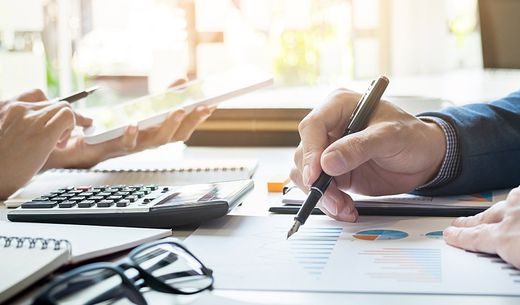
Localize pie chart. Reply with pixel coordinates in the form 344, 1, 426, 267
353, 229, 408, 241
425, 230, 443, 239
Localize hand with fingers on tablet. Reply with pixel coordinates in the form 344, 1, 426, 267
42, 79, 215, 169
0, 81, 215, 199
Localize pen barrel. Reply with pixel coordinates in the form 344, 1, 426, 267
312, 171, 333, 190
295, 189, 323, 225
295, 172, 332, 225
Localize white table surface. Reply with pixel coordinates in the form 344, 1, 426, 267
3, 146, 520, 304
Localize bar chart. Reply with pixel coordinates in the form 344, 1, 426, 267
288, 227, 343, 278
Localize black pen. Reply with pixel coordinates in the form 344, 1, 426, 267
287, 76, 389, 239
52, 86, 99, 104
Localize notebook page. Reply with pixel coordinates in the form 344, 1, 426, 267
0, 221, 171, 263
0, 239, 69, 303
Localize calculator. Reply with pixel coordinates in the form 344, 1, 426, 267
7, 180, 254, 228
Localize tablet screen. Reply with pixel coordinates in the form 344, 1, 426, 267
81, 66, 272, 133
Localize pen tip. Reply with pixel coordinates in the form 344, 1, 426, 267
286, 220, 301, 240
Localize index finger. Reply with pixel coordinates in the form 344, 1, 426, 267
443, 224, 498, 254
297, 89, 359, 186
13, 88, 48, 103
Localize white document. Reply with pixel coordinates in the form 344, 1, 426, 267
282, 187, 510, 209
185, 215, 520, 296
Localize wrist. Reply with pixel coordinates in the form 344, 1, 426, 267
417, 116, 460, 189
422, 120, 447, 181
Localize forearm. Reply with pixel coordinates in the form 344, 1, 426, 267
415, 90, 520, 196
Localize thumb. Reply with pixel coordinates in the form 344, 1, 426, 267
320, 125, 400, 176
74, 111, 93, 127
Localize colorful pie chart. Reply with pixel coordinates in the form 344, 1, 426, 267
425, 230, 444, 239
353, 229, 408, 241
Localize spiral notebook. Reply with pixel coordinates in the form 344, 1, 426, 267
0, 221, 171, 303
5, 159, 258, 208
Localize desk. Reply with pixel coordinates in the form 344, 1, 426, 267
3, 146, 520, 305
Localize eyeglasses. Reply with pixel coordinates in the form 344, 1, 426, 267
33, 239, 213, 305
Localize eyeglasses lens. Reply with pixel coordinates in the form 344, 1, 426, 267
132, 243, 212, 294
47, 268, 142, 305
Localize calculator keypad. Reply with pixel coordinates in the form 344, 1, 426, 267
20, 185, 160, 209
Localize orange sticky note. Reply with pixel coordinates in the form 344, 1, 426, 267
267, 176, 290, 193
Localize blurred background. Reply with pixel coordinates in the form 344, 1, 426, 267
0, 0, 485, 101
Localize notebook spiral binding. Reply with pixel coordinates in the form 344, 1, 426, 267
0, 236, 71, 252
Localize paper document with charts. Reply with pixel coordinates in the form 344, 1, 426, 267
185, 215, 520, 296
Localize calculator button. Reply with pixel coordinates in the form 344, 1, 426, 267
52, 197, 67, 202
76, 186, 92, 191
70, 190, 84, 195
134, 192, 145, 198
81, 192, 94, 197
70, 196, 86, 202
21, 201, 57, 209
89, 196, 104, 202
59, 201, 76, 208
147, 185, 159, 191
126, 196, 137, 203
116, 200, 130, 207
143, 197, 157, 204
97, 192, 111, 197
108, 195, 123, 201
115, 191, 130, 196
78, 200, 96, 208
161, 187, 170, 193
97, 200, 114, 207
33, 196, 51, 201
50, 190, 66, 196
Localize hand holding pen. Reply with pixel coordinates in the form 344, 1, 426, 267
289, 77, 449, 232
287, 76, 389, 238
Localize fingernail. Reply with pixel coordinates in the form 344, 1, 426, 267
303, 165, 311, 187
322, 196, 338, 216
129, 125, 138, 134
443, 226, 456, 237
176, 109, 187, 118
322, 150, 348, 173
452, 217, 465, 226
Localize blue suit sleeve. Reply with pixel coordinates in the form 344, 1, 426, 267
414, 89, 520, 196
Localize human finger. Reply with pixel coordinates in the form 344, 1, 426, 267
443, 224, 499, 254
73, 111, 93, 127
317, 180, 358, 222
44, 107, 76, 143
451, 202, 507, 228
320, 122, 404, 176
13, 88, 48, 102
297, 114, 329, 187
34, 101, 74, 123
289, 166, 308, 194
84, 125, 139, 164
168, 78, 187, 89
56, 129, 73, 148
298, 90, 363, 186
171, 106, 212, 142
150, 110, 187, 145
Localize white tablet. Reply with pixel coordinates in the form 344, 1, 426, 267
81, 66, 273, 144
